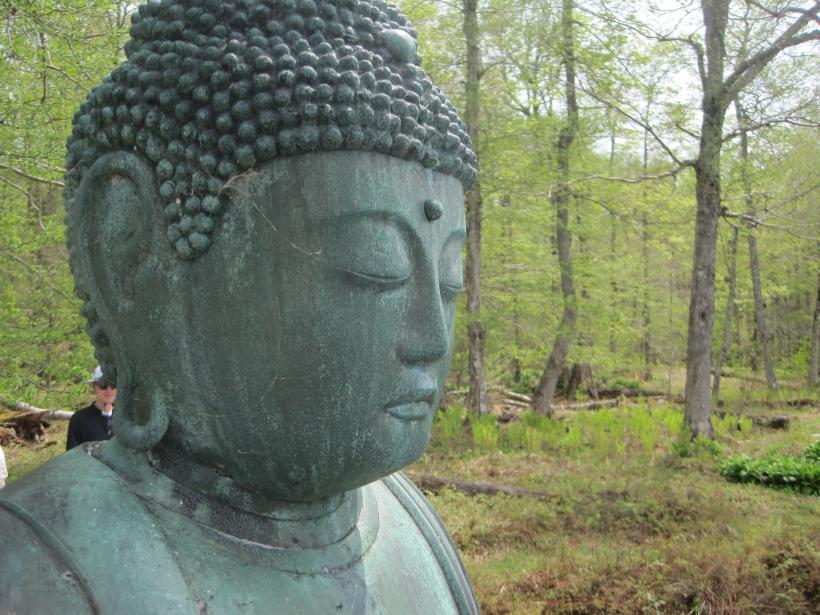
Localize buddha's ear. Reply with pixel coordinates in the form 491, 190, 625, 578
71, 151, 167, 319
71, 152, 172, 451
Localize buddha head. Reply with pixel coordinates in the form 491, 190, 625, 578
64, 0, 475, 502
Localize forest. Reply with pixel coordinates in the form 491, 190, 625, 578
0, 0, 818, 613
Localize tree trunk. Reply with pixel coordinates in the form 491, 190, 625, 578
747, 231, 778, 391
810, 275, 819, 387
533, 0, 578, 417
735, 100, 777, 392
685, 150, 721, 439
462, 0, 490, 415
608, 122, 618, 355
713, 224, 739, 400
683, 0, 730, 440
640, 108, 652, 379
564, 363, 591, 401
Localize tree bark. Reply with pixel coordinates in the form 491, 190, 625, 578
533, 0, 578, 417
747, 231, 778, 390
713, 224, 739, 400
811, 275, 819, 387
683, 0, 729, 439
685, 129, 723, 438
640, 104, 652, 379
607, 122, 619, 355
462, 0, 490, 415
735, 101, 778, 392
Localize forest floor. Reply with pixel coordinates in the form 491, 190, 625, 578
413, 374, 819, 614
1, 373, 818, 614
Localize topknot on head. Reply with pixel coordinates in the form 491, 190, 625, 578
65, 0, 476, 260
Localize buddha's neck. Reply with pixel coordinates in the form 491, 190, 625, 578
95, 439, 362, 550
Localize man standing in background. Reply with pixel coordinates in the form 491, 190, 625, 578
66, 366, 115, 450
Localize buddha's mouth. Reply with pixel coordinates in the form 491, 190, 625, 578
385, 401, 432, 421
384, 388, 436, 421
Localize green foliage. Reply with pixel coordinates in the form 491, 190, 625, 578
0, 0, 131, 408
435, 404, 703, 461
436, 406, 466, 448
670, 433, 724, 459
505, 368, 542, 395
713, 412, 753, 437
471, 414, 502, 452
720, 445, 820, 495
601, 375, 641, 391
803, 441, 820, 463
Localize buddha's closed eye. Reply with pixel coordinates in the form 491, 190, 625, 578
322, 216, 412, 290
438, 235, 465, 300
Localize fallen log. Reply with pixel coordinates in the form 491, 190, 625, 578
596, 388, 666, 399
1, 400, 73, 420
503, 390, 533, 404
785, 399, 816, 407
749, 415, 791, 429
554, 398, 620, 411
716, 399, 816, 410
756, 399, 816, 408
714, 411, 793, 430
500, 398, 530, 409
405, 472, 557, 501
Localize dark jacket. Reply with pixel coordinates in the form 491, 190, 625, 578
66, 403, 113, 450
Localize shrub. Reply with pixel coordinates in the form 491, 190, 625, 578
507, 368, 542, 395
720, 448, 820, 495
803, 440, 820, 463
603, 375, 641, 391
671, 433, 723, 459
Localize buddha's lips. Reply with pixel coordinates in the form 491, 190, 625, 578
384, 389, 436, 421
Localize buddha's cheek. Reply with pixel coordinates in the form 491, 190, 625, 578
276, 276, 432, 474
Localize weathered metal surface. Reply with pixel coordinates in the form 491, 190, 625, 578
0, 0, 479, 612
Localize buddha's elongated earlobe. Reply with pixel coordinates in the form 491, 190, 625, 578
113, 364, 169, 451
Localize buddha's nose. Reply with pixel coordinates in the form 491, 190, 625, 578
397, 275, 449, 365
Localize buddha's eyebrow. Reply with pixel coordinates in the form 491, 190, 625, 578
249, 199, 322, 256
319, 210, 412, 234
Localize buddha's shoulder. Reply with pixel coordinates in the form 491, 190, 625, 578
376, 472, 479, 614
0, 448, 103, 613
0, 445, 196, 614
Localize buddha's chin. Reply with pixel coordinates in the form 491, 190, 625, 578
220, 428, 432, 503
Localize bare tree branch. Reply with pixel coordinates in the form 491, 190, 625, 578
2, 250, 75, 301
746, 0, 820, 23
723, 2, 820, 102
0, 163, 64, 187
564, 164, 694, 188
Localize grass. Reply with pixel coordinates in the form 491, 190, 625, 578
1, 413, 67, 482
415, 381, 819, 614
2, 376, 819, 614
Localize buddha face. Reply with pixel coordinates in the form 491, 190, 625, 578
152, 151, 465, 501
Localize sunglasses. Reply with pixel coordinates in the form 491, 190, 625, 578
96, 383, 116, 390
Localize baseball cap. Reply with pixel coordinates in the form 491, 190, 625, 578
86, 365, 105, 384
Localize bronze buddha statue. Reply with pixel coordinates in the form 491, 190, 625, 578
0, 0, 478, 612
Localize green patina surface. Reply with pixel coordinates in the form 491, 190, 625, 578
0, 0, 479, 612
